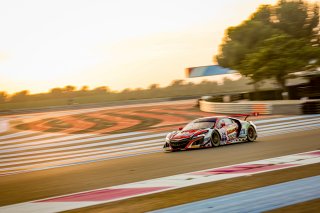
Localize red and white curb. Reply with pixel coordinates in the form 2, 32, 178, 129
1, 150, 319, 213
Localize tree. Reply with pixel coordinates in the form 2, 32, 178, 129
50, 87, 63, 94
0, 91, 7, 103
81, 86, 89, 92
63, 85, 76, 93
93, 86, 109, 94
250, 5, 272, 24
241, 34, 320, 90
274, 0, 319, 39
10, 90, 29, 102
216, 19, 280, 70
148, 84, 160, 90
215, 0, 320, 91
169, 80, 185, 87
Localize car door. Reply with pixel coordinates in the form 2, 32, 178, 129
224, 118, 238, 142
216, 118, 228, 144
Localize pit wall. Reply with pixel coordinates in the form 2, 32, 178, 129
199, 100, 308, 115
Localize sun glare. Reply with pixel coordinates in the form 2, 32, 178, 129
0, 0, 278, 94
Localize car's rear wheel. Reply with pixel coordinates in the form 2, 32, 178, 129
247, 126, 257, 142
211, 131, 221, 147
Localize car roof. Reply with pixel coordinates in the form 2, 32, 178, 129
193, 116, 240, 122
194, 116, 221, 122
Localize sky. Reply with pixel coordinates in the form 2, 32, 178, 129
0, 0, 283, 94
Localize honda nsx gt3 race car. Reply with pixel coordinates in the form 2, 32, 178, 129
163, 115, 257, 152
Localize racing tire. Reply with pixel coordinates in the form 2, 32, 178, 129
247, 125, 257, 142
211, 131, 221, 147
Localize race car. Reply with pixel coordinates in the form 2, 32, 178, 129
163, 115, 257, 152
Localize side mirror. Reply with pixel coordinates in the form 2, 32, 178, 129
221, 123, 225, 127
178, 127, 183, 131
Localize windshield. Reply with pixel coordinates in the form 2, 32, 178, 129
182, 121, 214, 131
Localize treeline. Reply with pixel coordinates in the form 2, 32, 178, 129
216, 0, 320, 91
0, 77, 268, 105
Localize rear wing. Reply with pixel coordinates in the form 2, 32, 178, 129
232, 112, 259, 121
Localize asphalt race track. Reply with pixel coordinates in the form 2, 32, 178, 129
0, 100, 319, 212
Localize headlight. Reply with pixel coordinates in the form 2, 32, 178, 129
193, 134, 211, 143
163, 142, 170, 148
165, 134, 171, 142
193, 134, 206, 138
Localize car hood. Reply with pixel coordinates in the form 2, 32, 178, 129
169, 129, 208, 140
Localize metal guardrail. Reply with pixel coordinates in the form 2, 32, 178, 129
199, 101, 272, 115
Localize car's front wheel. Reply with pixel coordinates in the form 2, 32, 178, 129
211, 131, 221, 147
247, 125, 257, 142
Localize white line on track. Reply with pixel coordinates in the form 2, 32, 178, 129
0, 146, 162, 173
0, 131, 150, 150
1, 149, 162, 176
0, 132, 72, 145
253, 117, 320, 128
0, 140, 164, 167
258, 119, 320, 131
0, 115, 319, 176
0, 131, 145, 147
0, 131, 36, 140
260, 124, 320, 137
1, 121, 319, 164
0, 114, 315, 145
253, 114, 320, 124
0, 114, 314, 143
0, 132, 165, 153
257, 117, 320, 129
4, 121, 317, 167
1, 116, 319, 154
